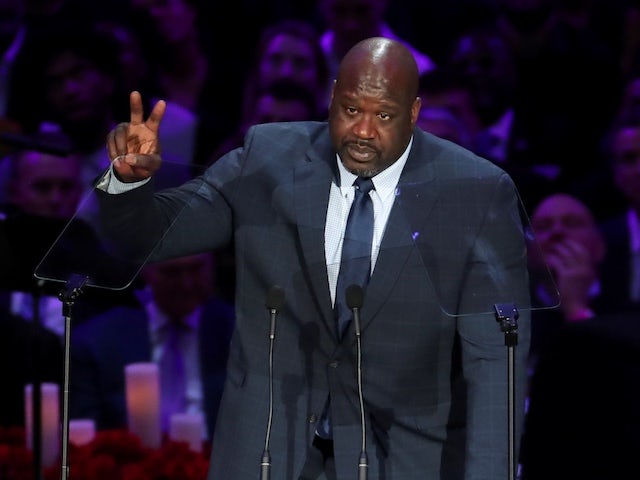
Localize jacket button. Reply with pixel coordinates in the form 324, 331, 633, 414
308, 414, 317, 423
329, 360, 339, 368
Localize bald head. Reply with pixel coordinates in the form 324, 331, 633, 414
329, 37, 421, 177
337, 37, 419, 103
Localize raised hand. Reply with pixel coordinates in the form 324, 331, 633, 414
106, 91, 166, 182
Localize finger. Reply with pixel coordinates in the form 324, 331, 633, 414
130, 90, 144, 125
114, 123, 129, 156
121, 152, 162, 176
145, 99, 166, 134
106, 129, 117, 160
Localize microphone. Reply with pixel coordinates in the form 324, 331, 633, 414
261, 285, 285, 480
346, 284, 368, 480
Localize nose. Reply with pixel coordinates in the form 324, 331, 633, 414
352, 114, 375, 139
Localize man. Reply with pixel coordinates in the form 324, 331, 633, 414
598, 112, 640, 314
69, 252, 234, 440
97, 37, 530, 479
526, 193, 606, 369
0, 149, 83, 339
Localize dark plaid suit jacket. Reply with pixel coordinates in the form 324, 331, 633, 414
97, 122, 531, 480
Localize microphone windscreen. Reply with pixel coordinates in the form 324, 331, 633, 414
346, 284, 364, 309
266, 285, 285, 310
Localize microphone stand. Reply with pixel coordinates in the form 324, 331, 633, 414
261, 286, 285, 480
493, 303, 519, 480
57, 274, 88, 480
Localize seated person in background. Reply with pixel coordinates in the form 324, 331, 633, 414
0, 146, 137, 338
0, 148, 83, 340
209, 78, 321, 162
197, 18, 329, 169
241, 18, 330, 123
598, 110, 640, 313
527, 192, 606, 369
69, 252, 235, 441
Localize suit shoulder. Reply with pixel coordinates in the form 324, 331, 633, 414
250, 121, 327, 138
414, 128, 509, 178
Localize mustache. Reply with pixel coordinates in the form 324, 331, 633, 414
345, 139, 377, 150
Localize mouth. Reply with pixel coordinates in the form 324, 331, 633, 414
346, 143, 377, 162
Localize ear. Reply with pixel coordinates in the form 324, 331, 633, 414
411, 96, 422, 126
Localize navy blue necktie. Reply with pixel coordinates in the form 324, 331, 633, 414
335, 177, 375, 338
316, 177, 374, 439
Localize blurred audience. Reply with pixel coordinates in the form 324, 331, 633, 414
209, 79, 322, 162
70, 252, 234, 440
495, 0, 623, 189
598, 110, 640, 314
446, 25, 518, 166
527, 192, 606, 369
6, 25, 127, 196
0, 0, 26, 157
197, 18, 330, 169
241, 18, 330, 123
317, 0, 437, 80
127, 0, 209, 114
0, 149, 83, 340
92, 18, 201, 168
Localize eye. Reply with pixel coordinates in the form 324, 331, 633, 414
346, 106, 358, 115
379, 112, 390, 120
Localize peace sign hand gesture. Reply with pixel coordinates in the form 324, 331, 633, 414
106, 91, 166, 182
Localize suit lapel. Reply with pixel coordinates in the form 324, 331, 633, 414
294, 136, 336, 335
293, 130, 442, 336
361, 132, 440, 331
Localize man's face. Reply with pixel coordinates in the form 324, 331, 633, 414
259, 33, 320, 89
44, 51, 114, 126
328, 61, 419, 177
9, 151, 82, 219
321, 0, 386, 44
529, 194, 604, 270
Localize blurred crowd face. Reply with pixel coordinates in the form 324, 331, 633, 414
8, 151, 82, 219
320, 0, 387, 48
142, 253, 214, 321
528, 193, 605, 272
43, 50, 114, 128
259, 33, 320, 91
612, 125, 640, 209
449, 30, 516, 124
131, 0, 197, 45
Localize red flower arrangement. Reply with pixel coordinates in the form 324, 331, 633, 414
0, 427, 211, 480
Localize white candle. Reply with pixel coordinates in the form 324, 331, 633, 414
68, 419, 96, 446
25, 382, 60, 468
169, 413, 204, 452
125, 362, 161, 448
